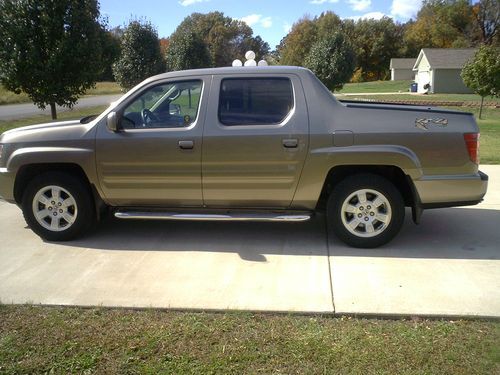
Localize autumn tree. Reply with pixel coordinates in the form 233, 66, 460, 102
170, 12, 269, 68
113, 20, 165, 89
0, 0, 104, 119
472, 0, 500, 45
461, 45, 500, 118
404, 0, 476, 49
352, 17, 403, 80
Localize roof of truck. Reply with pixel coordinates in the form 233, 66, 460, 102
147, 66, 311, 81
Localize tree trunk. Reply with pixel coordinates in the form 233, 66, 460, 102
50, 102, 57, 120
479, 96, 484, 120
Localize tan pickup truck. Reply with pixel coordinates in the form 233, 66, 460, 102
0, 66, 488, 247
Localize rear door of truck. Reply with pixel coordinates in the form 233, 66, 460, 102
201, 73, 309, 208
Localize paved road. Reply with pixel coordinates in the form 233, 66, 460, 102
0, 165, 498, 317
0, 94, 122, 121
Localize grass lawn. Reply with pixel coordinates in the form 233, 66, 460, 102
335, 91, 500, 105
0, 82, 122, 106
337, 80, 413, 93
0, 305, 498, 374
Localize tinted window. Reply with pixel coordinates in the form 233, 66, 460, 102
122, 80, 202, 129
218, 78, 293, 126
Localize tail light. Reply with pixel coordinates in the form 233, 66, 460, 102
464, 133, 480, 164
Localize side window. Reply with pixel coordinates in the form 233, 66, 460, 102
122, 80, 202, 129
218, 78, 294, 126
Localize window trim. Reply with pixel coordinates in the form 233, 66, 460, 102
217, 77, 295, 127
118, 79, 204, 132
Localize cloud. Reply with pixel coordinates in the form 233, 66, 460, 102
178, 0, 208, 6
283, 22, 292, 34
347, 0, 371, 11
390, 0, 422, 19
348, 11, 386, 21
240, 14, 273, 28
309, 0, 339, 4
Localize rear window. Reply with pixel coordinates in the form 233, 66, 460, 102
218, 78, 294, 126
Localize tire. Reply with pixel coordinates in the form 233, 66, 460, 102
327, 173, 405, 248
21, 172, 95, 241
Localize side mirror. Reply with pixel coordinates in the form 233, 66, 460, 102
107, 112, 119, 132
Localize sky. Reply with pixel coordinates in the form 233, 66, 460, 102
100, 0, 423, 48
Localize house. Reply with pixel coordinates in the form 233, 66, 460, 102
413, 48, 477, 94
390, 58, 416, 81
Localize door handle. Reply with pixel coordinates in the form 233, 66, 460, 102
282, 138, 298, 148
178, 140, 194, 150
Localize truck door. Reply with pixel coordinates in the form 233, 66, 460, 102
201, 74, 309, 208
95, 76, 210, 206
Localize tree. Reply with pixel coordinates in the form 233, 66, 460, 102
98, 27, 122, 81
277, 17, 318, 66
304, 31, 356, 91
170, 12, 269, 68
351, 17, 403, 81
0, 0, 104, 119
461, 45, 500, 118
113, 20, 165, 90
473, 0, 500, 45
166, 31, 211, 71
404, 0, 476, 49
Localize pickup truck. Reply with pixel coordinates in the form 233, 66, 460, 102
0, 66, 488, 248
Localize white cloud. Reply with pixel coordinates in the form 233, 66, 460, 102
348, 11, 386, 21
261, 17, 273, 28
390, 0, 422, 19
178, 0, 208, 6
347, 0, 371, 11
240, 14, 273, 28
309, 0, 339, 4
283, 22, 292, 34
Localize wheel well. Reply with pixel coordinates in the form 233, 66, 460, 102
14, 163, 93, 205
316, 165, 415, 211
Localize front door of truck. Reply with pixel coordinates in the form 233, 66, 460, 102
95, 77, 209, 207
202, 74, 309, 208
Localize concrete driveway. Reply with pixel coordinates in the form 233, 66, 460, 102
0, 165, 499, 318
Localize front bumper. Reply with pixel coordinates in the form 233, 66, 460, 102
414, 170, 488, 207
0, 168, 16, 203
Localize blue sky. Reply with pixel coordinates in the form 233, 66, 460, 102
100, 0, 423, 48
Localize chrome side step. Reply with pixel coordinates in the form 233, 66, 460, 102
114, 210, 311, 222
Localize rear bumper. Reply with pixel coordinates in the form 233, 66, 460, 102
414, 170, 488, 207
0, 168, 16, 203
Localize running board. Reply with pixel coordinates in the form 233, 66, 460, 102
114, 210, 311, 222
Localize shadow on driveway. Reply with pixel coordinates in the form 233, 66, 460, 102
57, 207, 499, 261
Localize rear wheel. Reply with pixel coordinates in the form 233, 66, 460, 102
327, 174, 405, 248
22, 172, 95, 241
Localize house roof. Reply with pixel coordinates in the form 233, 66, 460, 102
413, 48, 477, 70
390, 58, 417, 70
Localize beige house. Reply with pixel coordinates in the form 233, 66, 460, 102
413, 48, 477, 94
390, 58, 416, 81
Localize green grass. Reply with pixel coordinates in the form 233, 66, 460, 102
338, 80, 413, 93
0, 305, 498, 374
0, 82, 122, 105
335, 92, 500, 104
0, 105, 107, 134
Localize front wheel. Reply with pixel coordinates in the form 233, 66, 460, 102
22, 172, 95, 241
327, 174, 405, 248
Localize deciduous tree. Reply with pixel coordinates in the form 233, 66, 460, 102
113, 20, 165, 90
0, 0, 104, 119
461, 45, 500, 118
304, 31, 356, 91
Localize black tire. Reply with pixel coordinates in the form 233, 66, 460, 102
21, 172, 95, 241
327, 173, 405, 248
